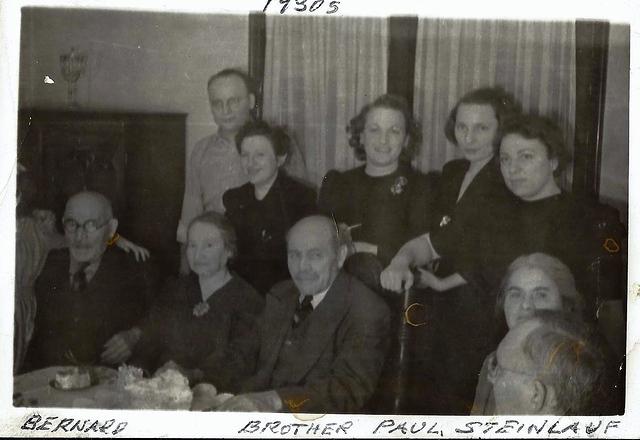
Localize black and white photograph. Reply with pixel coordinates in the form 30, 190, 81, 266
1, 0, 638, 437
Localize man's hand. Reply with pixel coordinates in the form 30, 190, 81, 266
380, 260, 414, 293
217, 391, 282, 412
116, 236, 150, 262
100, 327, 141, 364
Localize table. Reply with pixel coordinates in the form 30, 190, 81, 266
13, 366, 230, 410
14, 366, 121, 409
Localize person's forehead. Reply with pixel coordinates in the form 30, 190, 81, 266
500, 133, 546, 153
288, 222, 334, 250
208, 75, 249, 98
64, 195, 104, 220
365, 107, 405, 125
456, 103, 497, 122
241, 135, 274, 152
507, 266, 556, 289
188, 221, 222, 240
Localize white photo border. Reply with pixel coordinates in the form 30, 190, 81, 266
1, 0, 638, 437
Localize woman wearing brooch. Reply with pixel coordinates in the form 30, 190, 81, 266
381, 87, 522, 414
318, 94, 437, 291
130, 211, 263, 393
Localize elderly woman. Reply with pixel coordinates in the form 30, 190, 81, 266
380, 87, 522, 413
471, 253, 584, 415
130, 211, 263, 393
223, 120, 317, 295
319, 94, 437, 289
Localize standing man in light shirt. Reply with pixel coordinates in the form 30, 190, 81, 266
177, 68, 255, 274
218, 215, 390, 413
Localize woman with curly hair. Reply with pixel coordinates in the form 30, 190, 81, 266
319, 94, 437, 291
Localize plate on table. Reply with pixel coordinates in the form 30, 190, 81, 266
49, 368, 100, 391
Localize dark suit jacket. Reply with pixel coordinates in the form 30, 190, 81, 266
25, 248, 158, 371
242, 272, 390, 413
223, 172, 317, 294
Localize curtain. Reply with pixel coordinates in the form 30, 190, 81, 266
413, 19, 576, 186
262, 16, 389, 187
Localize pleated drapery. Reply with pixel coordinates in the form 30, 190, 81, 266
413, 19, 576, 186
262, 16, 389, 186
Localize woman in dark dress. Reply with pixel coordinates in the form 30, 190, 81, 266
380, 87, 522, 414
317, 94, 436, 413
318, 94, 436, 290
223, 120, 317, 295
130, 212, 264, 393
498, 114, 625, 320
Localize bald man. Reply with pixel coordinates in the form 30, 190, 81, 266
490, 311, 608, 415
24, 191, 157, 372
219, 215, 390, 413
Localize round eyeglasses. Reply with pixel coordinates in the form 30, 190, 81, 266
62, 217, 110, 234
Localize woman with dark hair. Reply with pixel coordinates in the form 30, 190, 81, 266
382, 86, 522, 293
130, 211, 264, 392
318, 94, 436, 289
471, 253, 585, 415
383, 110, 624, 413
380, 87, 522, 414
498, 114, 625, 318
223, 120, 317, 295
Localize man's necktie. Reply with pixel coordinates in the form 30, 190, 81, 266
293, 295, 314, 328
71, 263, 89, 291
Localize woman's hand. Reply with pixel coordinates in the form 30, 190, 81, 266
415, 268, 445, 291
415, 269, 467, 292
32, 209, 56, 234
116, 236, 150, 262
353, 241, 378, 255
32, 209, 66, 249
101, 327, 141, 364
380, 259, 414, 293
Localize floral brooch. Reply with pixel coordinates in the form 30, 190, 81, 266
390, 176, 408, 195
193, 301, 210, 317
439, 215, 451, 227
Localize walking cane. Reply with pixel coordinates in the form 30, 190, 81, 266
391, 285, 414, 413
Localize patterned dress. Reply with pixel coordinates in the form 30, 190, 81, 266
14, 217, 50, 374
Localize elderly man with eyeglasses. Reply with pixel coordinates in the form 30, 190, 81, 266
488, 310, 611, 415
23, 191, 158, 372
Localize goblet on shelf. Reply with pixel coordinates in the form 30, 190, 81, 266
60, 47, 87, 108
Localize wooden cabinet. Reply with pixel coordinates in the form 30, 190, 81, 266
18, 109, 186, 274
